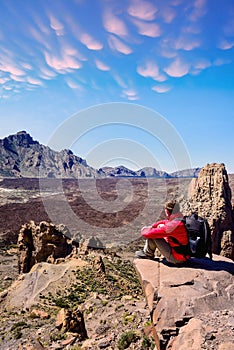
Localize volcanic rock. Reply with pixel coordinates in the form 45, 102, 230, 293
181, 163, 234, 260
17, 221, 76, 273
134, 255, 234, 349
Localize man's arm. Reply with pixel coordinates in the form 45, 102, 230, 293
141, 224, 167, 239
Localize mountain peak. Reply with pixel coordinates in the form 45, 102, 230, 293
4, 131, 39, 148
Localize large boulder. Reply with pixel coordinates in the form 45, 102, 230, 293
134, 256, 234, 350
17, 221, 76, 273
181, 163, 234, 260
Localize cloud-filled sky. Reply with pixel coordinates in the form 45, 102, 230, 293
0, 0, 234, 173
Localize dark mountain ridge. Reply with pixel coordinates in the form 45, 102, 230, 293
0, 131, 200, 178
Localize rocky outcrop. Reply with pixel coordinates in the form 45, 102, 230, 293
56, 307, 87, 339
181, 163, 234, 260
134, 255, 234, 350
17, 221, 77, 273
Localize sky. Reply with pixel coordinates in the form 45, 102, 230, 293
0, 0, 234, 173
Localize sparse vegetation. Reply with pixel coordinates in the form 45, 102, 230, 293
47, 256, 142, 309
117, 330, 140, 349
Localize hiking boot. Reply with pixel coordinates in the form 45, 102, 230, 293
135, 250, 155, 260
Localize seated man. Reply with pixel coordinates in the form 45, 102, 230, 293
135, 200, 190, 265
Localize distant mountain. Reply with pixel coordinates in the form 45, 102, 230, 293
0, 131, 103, 178
136, 167, 172, 178
0, 131, 200, 179
100, 166, 140, 177
170, 168, 201, 178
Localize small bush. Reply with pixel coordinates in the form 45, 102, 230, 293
117, 330, 139, 350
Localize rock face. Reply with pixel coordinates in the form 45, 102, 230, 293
17, 221, 76, 273
134, 256, 234, 350
181, 163, 234, 260
0, 131, 102, 178
56, 307, 87, 339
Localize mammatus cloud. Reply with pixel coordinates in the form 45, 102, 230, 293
160, 6, 176, 23
152, 84, 172, 93
137, 61, 166, 81
39, 66, 57, 80
218, 38, 234, 50
0, 61, 25, 76
188, 0, 207, 22
49, 13, 64, 36
27, 77, 43, 86
95, 59, 110, 71
108, 35, 132, 55
128, 0, 158, 21
190, 58, 211, 75
66, 78, 83, 90
80, 33, 103, 50
174, 35, 201, 50
131, 19, 162, 37
0, 77, 9, 84
44, 51, 82, 72
121, 88, 139, 100
10, 75, 26, 82
164, 57, 190, 77
103, 10, 128, 37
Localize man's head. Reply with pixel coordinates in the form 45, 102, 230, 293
165, 200, 180, 217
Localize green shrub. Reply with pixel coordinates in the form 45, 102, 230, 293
117, 330, 139, 350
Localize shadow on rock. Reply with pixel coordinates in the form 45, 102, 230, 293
162, 257, 234, 274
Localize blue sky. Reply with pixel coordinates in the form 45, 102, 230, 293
0, 0, 234, 173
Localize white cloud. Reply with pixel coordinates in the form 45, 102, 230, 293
49, 14, 64, 36
152, 84, 172, 93
80, 33, 103, 50
66, 78, 83, 90
103, 10, 128, 37
21, 62, 33, 70
108, 35, 132, 55
128, 0, 158, 21
39, 66, 57, 79
27, 77, 43, 86
218, 39, 234, 50
164, 58, 190, 77
122, 88, 139, 100
10, 74, 26, 82
95, 59, 110, 71
193, 59, 211, 70
0, 77, 9, 84
131, 19, 162, 37
44, 51, 82, 72
137, 61, 164, 81
161, 7, 177, 23
188, 0, 207, 22
174, 36, 201, 50
0, 62, 25, 76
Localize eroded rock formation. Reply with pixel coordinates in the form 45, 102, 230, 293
56, 307, 87, 339
17, 221, 76, 273
181, 163, 234, 260
134, 256, 234, 350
